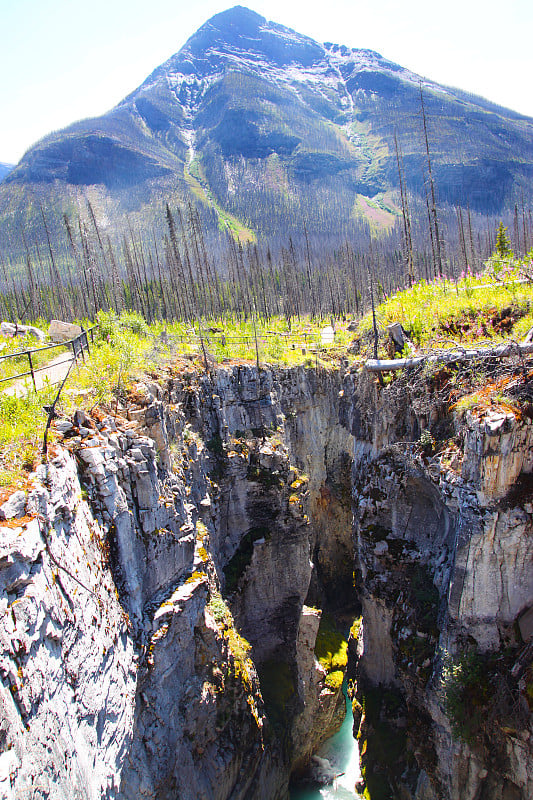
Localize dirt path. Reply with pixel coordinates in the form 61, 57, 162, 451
3, 352, 75, 397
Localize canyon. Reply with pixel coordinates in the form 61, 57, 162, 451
1, 360, 532, 799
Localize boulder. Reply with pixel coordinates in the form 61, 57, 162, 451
518, 606, 533, 642
0, 322, 45, 341
49, 320, 82, 343
0, 490, 27, 521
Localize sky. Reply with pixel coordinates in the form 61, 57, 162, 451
1, 0, 531, 165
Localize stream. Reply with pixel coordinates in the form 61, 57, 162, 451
290, 684, 363, 800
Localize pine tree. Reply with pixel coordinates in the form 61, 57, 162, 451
495, 221, 513, 258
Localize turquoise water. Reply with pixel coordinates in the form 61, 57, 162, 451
290, 686, 363, 800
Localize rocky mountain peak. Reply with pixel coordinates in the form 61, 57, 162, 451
2, 5, 532, 239
184, 5, 324, 67
133, 4, 326, 94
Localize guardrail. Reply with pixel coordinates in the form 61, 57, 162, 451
0, 326, 98, 392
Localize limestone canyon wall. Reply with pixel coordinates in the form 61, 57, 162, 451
0, 363, 531, 799
0, 365, 353, 799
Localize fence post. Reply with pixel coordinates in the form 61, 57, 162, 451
80, 332, 87, 364
42, 358, 76, 457
27, 351, 37, 393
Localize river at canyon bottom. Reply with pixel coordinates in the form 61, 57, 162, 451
290, 684, 363, 800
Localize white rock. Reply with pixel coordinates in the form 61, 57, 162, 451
0, 321, 45, 340
79, 447, 105, 467
321, 325, 335, 345
48, 319, 82, 343
0, 490, 26, 520
0, 748, 20, 790
55, 419, 73, 434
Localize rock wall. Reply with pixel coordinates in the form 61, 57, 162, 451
347, 371, 533, 800
0, 449, 136, 799
0, 364, 354, 799
2, 361, 531, 800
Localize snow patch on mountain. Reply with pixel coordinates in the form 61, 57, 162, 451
325, 43, 449, 95
130, 13, 451, 127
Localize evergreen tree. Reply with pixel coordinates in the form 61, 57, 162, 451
495, 221, 513, 258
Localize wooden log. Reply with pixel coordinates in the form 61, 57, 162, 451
364, 340, 533, 373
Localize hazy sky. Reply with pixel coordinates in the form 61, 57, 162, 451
1, 0, 531, 164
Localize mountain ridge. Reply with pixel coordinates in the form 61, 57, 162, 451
0, 162, 14, 182
2, 5, 532, 244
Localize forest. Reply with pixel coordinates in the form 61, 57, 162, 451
0, 185, 531, 329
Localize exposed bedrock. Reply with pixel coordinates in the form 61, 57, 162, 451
0, 365, 355, 799
0, 364, 531, 799
347, 372, 533, 800
0, 450, 136, 800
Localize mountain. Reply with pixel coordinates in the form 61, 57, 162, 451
1, 5, 532, 245
0, 162, 14, 182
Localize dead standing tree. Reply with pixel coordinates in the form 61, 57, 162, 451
419, 84, 444, 278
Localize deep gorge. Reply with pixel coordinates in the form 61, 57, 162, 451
1, 362, 532, 799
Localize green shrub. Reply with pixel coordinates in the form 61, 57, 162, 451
315, 613, 348, 681
325, 670, 344, 691
419, 428, 436, 455
208, 596, 228, 624
207, 592, 252, 685
350, 616, 362, 642
97, 309, 149, 339
440, 650, 492, 742
0, 388, 56, 484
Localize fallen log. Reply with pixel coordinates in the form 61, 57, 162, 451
364, 340, 533, 373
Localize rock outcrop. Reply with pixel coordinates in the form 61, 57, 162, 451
347, 370, 533, 800
0, 449, 136, 799
1, 361, 531, 799
0, 364, 354, 799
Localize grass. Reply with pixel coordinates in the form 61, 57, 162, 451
0, 309, 353, 487
161, 313, 353, 366
359, 253, 533, 352
0, 387, 57, 486
314, 613, 348, 688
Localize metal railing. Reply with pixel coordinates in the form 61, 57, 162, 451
0, 326, 98, 392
